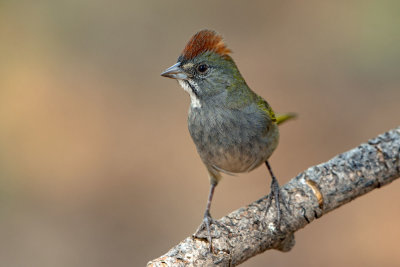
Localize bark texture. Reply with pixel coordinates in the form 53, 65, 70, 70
148, 127, 400, 266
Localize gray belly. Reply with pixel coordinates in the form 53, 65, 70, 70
188, 105, 279, 174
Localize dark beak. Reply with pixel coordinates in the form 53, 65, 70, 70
161, 62, 188, 80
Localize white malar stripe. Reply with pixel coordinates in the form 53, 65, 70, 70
178, 80, 201, 108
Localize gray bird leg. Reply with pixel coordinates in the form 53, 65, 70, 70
193, 182, 217, 252
203, 182, 216, 248
194, 180, 231, 252
265, 160, 289, 226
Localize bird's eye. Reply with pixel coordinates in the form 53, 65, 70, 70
197, 64, 208, 73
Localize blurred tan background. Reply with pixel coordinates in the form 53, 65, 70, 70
1, 1, 400, 266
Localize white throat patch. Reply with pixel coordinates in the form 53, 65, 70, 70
178, 80, 201, 108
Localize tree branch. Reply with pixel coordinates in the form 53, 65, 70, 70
148, 127, 400, 267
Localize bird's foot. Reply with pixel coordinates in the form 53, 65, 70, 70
193, 212, 229, 252
265, 178, 291, 228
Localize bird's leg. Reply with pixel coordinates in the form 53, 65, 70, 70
265, 161, 290, 226
194, 181, 230, 252
194, 182, 217, 251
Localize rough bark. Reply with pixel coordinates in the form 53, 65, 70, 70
148, 127, 400, 267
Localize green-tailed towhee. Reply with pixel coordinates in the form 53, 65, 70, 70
161, 29, 296, 251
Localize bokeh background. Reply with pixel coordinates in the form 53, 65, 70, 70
1, 1, 400, 266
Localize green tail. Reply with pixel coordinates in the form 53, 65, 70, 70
276, 112, 297, 125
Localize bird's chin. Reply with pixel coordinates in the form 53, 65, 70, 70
178, 80, 202, 108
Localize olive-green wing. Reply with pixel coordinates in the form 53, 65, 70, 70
256, 95, 296, 125
256, 96, 276, 122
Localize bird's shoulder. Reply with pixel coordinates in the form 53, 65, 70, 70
254, 95, 276, 123
224, 84, 276, 122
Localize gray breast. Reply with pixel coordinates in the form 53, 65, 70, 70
188, 104, 279, 174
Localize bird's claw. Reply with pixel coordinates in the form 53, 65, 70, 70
265, 178, 291, 228
193, 213, 229, 253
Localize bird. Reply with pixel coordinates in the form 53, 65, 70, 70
161, 29, 295, 251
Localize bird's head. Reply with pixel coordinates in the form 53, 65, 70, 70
161, 30, 245, 107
